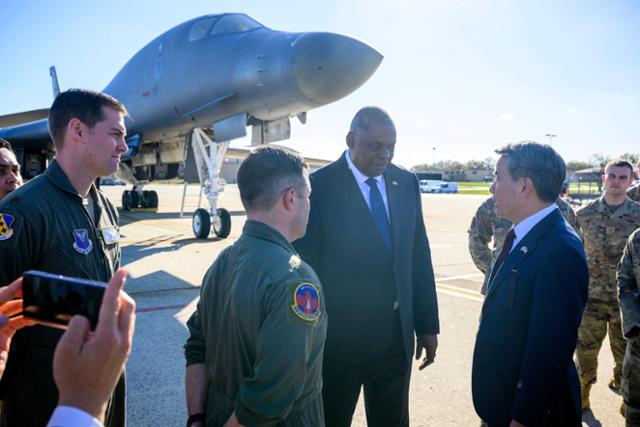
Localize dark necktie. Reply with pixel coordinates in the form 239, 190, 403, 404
494, 228, 516, 271
366, 178, 392, 251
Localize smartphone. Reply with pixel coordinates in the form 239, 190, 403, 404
21, 270, 106, 330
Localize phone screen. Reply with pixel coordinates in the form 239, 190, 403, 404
22, 270, 106, 330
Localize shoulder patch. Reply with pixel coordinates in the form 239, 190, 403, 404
291, 282, 321, 321
0, 213, 15, 241
72, 228, 93, 255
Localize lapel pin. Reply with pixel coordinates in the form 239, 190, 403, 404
520, 246, 528, 255
392, 181, 398, 186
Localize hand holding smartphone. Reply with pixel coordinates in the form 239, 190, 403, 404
21, 271, 107, 330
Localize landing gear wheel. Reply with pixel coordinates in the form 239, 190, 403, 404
193, 208, 211, 239
147, 191, 159, 209
130, 191, 140, 208
212, 208, 231, 238
122, 191, 132, 211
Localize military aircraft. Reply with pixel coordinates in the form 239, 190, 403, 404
0, 13, 383, 239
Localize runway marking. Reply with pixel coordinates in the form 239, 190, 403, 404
435, 282, 484, 302
137, 303, 189, 314
436, 273, 483, 282
132, 282, 485, 313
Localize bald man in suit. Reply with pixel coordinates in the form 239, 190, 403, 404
294, 107, 439, 427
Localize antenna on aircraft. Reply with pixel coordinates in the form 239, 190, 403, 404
49, 66, 60, 98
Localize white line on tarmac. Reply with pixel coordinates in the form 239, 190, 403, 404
436, 273, 483, 282
435, 282, 484, 302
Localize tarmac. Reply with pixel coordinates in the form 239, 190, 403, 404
100, 183, 625, 427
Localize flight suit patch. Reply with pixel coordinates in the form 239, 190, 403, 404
101, 227, 121, 245
72, 228, 93, 255
291, 282, 321, 321
0, 214, 15, 241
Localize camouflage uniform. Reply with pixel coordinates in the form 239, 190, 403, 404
627, 185, 640, 203
617, 229, 640, 425
468, 197, 581, 294
575, 197, 640, 402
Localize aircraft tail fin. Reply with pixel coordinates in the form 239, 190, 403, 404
50, 66, 60, 98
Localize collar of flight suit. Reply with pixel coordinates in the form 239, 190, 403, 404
44, 160, 105, 225
243, 220, 297, 255
45, 159, 97, 201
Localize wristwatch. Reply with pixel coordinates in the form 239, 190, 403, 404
186, 413, 205, 427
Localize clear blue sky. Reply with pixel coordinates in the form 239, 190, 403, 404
1, 0, 638, 168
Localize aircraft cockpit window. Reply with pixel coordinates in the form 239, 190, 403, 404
210, 15, 261, 35
189, 18, 219, 42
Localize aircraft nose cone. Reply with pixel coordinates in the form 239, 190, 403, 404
292, 32, 383, 106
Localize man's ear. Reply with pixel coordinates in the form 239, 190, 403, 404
282, 188, 296, 211
346, 132, 355, 150
67, 118, 85, 144
519, 177, 531, 195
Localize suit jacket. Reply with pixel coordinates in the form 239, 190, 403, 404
294, 152, 439, 366
472, 208, 588, 426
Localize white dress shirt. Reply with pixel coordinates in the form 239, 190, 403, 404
506, 203, 558, 253
345, 150, 390, 219
47, 406, 102, 427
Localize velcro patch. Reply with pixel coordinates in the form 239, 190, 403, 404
101, 227, 121, 245
0, 213, 15, 241
72, 228, 93, 255
291, 282, 321, 321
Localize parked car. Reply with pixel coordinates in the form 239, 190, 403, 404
419, 180, 458, 194
100, 177, 126, 186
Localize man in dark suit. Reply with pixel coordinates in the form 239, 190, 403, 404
472, 142, 589, 427
294, 107, 439, 427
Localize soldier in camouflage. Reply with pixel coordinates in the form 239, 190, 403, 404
626, 160, 640, 203
576, 159, 640, 412
617, 228, 640, 425
468, 196, 581, 294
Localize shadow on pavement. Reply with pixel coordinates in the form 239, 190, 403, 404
119, 209, 246, 226
582, 409, 603, 427
121, 233, 214, 265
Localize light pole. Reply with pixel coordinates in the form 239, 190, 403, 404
432, 147, 436, 166
545, 133, 556, 146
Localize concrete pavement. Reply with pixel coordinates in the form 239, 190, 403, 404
99, 184, 625, 426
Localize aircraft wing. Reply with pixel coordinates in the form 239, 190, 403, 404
0, 118, 51, 148
0, 109, 49, 128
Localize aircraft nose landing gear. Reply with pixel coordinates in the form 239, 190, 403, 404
192, 207, 231, 239
185, 128, 232, 239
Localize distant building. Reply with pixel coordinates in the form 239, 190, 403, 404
414, 169, 492, 182
220, 146, 331, 183
463, 169, 493, 182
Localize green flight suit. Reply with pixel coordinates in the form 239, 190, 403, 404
0, 160, 125, 427
184, 220, 327, 427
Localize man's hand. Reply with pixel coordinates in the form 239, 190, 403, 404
223, 412, 245, 427
415, 333, 438, 370
0, 278, 35, 379
509, 419, 526, 427
53, 269, 136, 422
